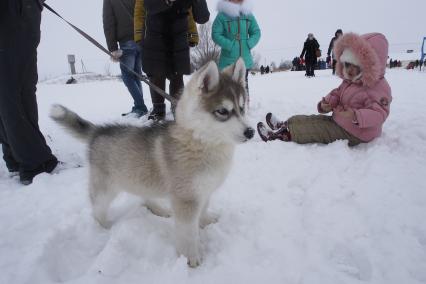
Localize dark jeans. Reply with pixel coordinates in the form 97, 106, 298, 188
0, 0, 57, 171
119, 40, 148, 112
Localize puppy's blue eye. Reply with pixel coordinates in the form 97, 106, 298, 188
215, 108, 229, 116
214, 108, 231, 121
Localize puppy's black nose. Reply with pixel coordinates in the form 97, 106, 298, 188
244, 127, 255, 139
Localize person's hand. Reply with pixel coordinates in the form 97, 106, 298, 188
110, 50, 123, 62
338, 108, 355, 119
320, 102, 332, 113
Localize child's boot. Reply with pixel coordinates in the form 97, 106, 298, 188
266, 113, 287, 130
257, 122, 291, 142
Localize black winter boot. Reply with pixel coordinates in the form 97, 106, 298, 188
148, 103, 166, 121
19, 157, 58, 185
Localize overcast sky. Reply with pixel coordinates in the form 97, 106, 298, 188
38, 0, 426, 79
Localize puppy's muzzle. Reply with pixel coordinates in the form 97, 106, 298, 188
244, 127, 255, 139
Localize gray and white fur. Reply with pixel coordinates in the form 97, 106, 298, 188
50, 59, 254, 267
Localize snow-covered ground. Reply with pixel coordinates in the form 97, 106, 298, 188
1, 69, 425, 284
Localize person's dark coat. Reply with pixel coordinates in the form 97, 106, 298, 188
327, 29, 342, 58
142, 0, 210, 76
103, 0, 136, 52
300, 38, 320, 64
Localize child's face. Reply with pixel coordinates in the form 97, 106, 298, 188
343, 62, 362, 81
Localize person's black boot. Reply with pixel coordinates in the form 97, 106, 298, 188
19, 157, 58, 185
148, 103, 166, 121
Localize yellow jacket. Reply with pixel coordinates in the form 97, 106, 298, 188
134, 0, 199, 46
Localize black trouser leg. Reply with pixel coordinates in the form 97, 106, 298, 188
332, 59, 337, 74
168, 74, 184, 100
0, 120, 19, 171
305, 63, 312, 76
168, 74, 183, 118
148, 75, 166, 116
0, 0, 56, 172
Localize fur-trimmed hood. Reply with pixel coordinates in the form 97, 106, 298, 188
334, 33, 389, 87
217, 0, 253, 18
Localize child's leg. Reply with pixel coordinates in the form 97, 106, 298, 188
287, 115, 362, 146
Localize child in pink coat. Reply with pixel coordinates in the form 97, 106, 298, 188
257, 32, 392, 146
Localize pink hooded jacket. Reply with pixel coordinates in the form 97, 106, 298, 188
318, 33, 392, 142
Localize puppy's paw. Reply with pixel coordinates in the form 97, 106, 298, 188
144, 200, 172, 218
200, 212, 219, 228
96, 218, 112, 229
177, 241, 202, 268
187, 254, 202, 268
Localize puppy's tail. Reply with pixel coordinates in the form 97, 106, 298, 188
50, 104, 96, 142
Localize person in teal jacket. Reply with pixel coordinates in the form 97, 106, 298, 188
212, 0, 261, 103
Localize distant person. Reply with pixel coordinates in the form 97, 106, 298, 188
300, 33, 320, 77
258, 33, 392, 147
0, 0, 59, 185
265, 65, 270, 74
327, 29, 343, 75
292, 57, 299, 71
66, 77, 77, 84
212, 0, 261, 106
141, 0, 210, 121
389, 58, 393, 69
103, 0, 149, 118
415, 60, 420, 68
260, 65, 265, 74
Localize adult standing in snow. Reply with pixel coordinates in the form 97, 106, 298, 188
258, 33, 392, 146
212, 0, 261, 105
0, 0, 58, 185
141, 0, 210, 121
300, 33, 320, 77
327, 29, 343, 75
103, 0, 149, 118
134, 0, 200, 49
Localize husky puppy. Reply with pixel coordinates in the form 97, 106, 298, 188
50, 59, 254, 267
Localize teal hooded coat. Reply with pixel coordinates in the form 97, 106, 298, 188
212, 0, 261, 70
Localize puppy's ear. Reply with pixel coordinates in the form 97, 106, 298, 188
222, 57, 246, 87
196, 61, 219, 94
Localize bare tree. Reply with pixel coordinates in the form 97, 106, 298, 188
251, 50, 262, 71
190, 22, 221, 71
